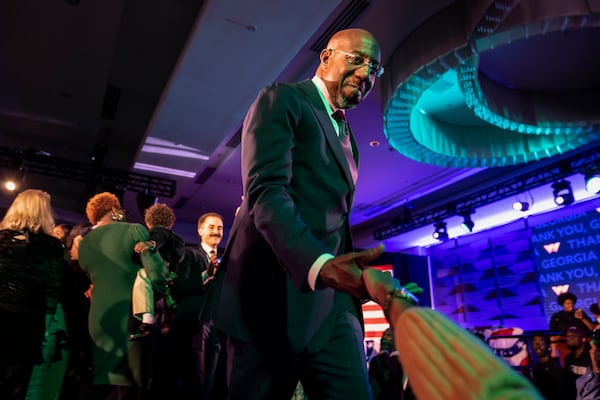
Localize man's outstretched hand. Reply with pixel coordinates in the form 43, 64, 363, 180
319, 243, 385, 298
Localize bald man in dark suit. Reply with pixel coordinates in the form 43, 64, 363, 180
209, 28, 386, 400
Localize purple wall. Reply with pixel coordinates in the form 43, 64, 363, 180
428, 198, 600, 332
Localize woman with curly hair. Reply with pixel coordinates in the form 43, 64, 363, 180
548, 292, 595, 367
78, 192, 166, 399
0, 189, 65, 400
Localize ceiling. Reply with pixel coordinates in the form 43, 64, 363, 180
1, 0, 599, 252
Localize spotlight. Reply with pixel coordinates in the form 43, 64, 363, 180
513, 192, 534, 212
512, 201, 530, 212
432, 221, 449, 241
4, 180, 17, 191
552, 180, 574, 206
459, 212, 474, 233
584, 170, 600, 194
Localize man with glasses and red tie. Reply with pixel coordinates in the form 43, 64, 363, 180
206, 28, 395, 400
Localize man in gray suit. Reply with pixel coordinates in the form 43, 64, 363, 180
210, 28, 385, 399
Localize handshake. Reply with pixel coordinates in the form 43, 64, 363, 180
319, 243, 423, 319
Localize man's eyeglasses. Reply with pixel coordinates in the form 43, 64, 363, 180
328, 49, 384, 78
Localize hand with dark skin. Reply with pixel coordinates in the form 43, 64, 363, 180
574, 307, 596, 331
319, 243, 385, 298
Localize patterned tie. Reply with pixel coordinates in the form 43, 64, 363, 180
332, 110, 358, 183
208, 249, 219, 276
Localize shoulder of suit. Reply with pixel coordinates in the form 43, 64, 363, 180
297, 79, 317, 93
261, 80, 312, 95
185, 245, 206, 257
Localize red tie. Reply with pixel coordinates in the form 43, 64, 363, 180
209, 250, 218, 264
208, 250, 219, 276
332, 110, 358, 183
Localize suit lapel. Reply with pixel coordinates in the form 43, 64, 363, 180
297, 80, 357, 190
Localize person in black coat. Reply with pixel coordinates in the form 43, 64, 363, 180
158, 212, 225, 399
549, 292, 595, 365
550, 292, 595, 334
0, 189, 66, 400
368, 327, 415, 400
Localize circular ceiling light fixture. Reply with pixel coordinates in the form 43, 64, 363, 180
381, 3, 600, 168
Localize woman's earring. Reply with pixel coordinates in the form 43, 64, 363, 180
111, 208, 125, 222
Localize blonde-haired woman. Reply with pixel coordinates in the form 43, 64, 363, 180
78, 192, 167, 399
0, 190, 65, 400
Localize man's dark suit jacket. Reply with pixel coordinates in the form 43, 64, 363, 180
172, 246, 211, 313
211, 79, 362, 353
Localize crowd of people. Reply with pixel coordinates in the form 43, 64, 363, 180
530, 292, 600, 400
0, 189, 229, 400
1, 26, 597, 400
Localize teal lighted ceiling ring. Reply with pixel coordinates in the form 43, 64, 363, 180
382, 8, 600, 168
458, 16, 600, 136
383, 47, 600, 168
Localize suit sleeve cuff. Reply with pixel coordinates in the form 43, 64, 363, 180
308, 253, 334, 291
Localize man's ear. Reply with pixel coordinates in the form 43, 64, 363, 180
320, 49, 331, 65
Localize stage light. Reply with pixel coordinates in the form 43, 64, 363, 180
584, 170, 600, 194
552, 180, 574, 206
458, 210, 475, 233
4, 180, 16, 191
512, 201, 530, 212
432, 221, 449, 241
460, 213, 475, 233
513, 191, 534, 212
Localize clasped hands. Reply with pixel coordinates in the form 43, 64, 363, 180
319, 243, 423, 307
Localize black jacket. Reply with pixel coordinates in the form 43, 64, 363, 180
171, 246, 212, 314
0, 228, 65, 364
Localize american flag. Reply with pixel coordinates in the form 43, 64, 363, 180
362, 264, 393, 354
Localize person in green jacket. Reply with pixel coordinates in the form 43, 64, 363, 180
78, 192, 166, 399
